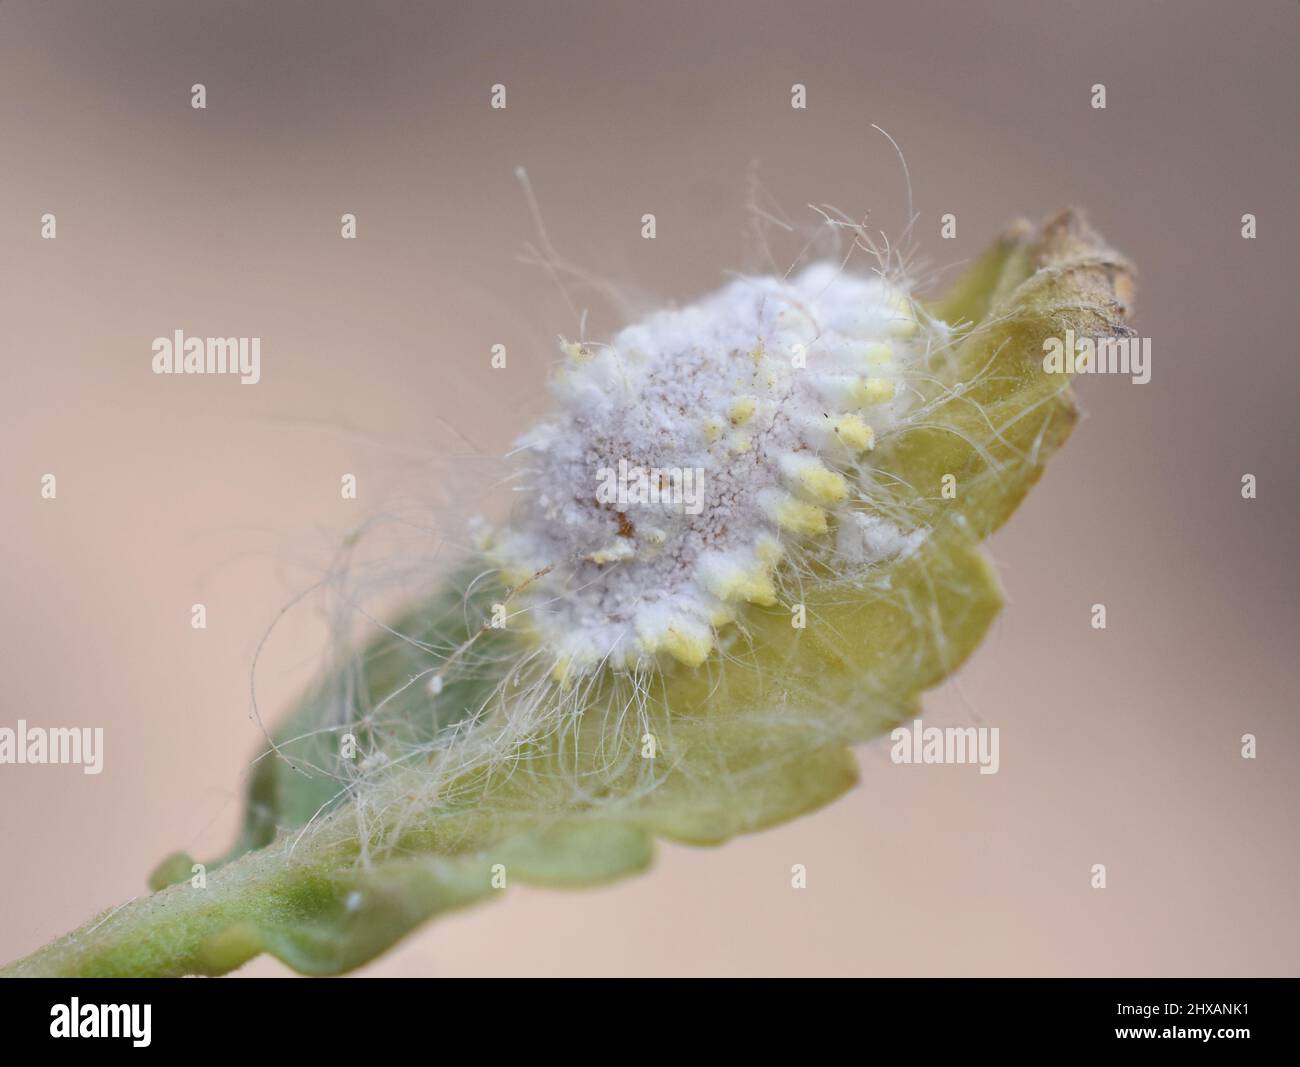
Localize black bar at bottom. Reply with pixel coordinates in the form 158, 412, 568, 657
0, 977, 1292, 1054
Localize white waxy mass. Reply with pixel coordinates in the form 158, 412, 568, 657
485, 263, 935, 680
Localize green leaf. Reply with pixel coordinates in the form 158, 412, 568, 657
2, 211, 1133, 978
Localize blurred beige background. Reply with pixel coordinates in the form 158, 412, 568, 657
1, 0, 1297, 976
